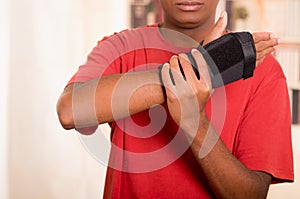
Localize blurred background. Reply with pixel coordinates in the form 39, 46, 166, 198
0, 0, 299, 198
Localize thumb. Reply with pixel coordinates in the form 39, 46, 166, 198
203, 11, 228, 45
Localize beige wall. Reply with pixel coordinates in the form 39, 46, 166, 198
5, 0, 128, 198
0, 0, 9, 198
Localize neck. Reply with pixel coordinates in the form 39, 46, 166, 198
159, 16, 216, 46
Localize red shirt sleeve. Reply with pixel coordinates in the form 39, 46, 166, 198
234, 56, 294, 183
66, 32, 127, 85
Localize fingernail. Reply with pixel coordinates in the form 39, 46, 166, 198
270, 33, 279, 39
220, 11, 226, 18
178, 53, 187, 60
191, 49, 198, 53
277, 38, 281, 44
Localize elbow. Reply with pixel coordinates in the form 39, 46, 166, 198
56, 96, 74, 130
57, 111, 74, 130
236, 173, 271, 199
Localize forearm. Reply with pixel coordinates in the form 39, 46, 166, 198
57, 69, 165, 129
95, 69, 165, 122
187, 113, 270, 199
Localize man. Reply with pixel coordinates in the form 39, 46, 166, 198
57, 0, 294, 198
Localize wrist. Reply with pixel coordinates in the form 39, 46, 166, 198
192, 112, 211, 142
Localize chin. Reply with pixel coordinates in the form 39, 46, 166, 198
175, 18, 206, 29
179, 22, 203, 29
175, 12, 208, 25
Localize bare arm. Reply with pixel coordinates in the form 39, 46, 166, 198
161, 52, 271, 199
192, 114, 271, 199
56, 69, 164, 130
57, 11, 279, 131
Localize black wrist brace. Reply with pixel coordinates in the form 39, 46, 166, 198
159, 32, 256, 88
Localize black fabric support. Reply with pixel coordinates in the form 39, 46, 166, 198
200, 31, 256, 88
232, 32, 256, 79
158, 32, 256, 89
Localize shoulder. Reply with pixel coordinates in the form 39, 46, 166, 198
253, 55, 286, 83
229, 55, 289, 105
85, 24, 160, 63
247, 55, 286, 93
97, 24, 160, 47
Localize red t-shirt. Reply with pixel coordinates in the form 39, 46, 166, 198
68, 24, 294, 199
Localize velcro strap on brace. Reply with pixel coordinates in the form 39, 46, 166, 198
200, 32, 256, 88
158, 32, 256, 88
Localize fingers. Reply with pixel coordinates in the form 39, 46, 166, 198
161, 50, 212, 114
161, 63, 177, 101
161, 63, 173, 89
253, 32, 280, 67
256, 46, 275, 66
252, 32, 280, 42
211, 11, 228, 38
162, 49, 212, 93
203, 11, 228, 45
162, 56, 189, 94
178, 53, 198, 83
255, 38, 278, 52
169, 56, 187, 89
252, 32, 272, 43
167, 50, 212, 90
191, 49, 212, 90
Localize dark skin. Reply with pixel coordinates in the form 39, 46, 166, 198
162, 52, 271, 199
57, 0, 277, 198
160, 1, 272, 198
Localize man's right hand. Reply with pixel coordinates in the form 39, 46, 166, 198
203, 11, 279, 67
252, 32, 280, 66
